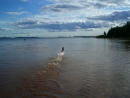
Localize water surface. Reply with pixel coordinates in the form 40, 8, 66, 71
0, 38, 130, 98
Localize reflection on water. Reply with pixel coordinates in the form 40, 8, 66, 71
0, 38, 130, 98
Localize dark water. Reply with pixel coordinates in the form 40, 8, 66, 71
0, 38, 130, 98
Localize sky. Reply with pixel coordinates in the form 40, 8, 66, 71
0, 0, 130, 37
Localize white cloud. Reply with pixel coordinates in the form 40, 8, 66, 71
88, 10, 130, 21
20, 0, 29, 2
5, 11, 29, 15
40, 1, 109, 13
0, 28, 13, 32
18, 7, 23, 10
41, 4, 83, 12
97, 0, 126, 5
13, 18, 111, 32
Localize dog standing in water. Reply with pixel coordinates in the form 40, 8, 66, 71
52, 47, 64, 62
60, 47, 64, 56
61, 47, 64, 52
57, 47, 64, 61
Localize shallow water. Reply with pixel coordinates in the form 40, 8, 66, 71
0, 38, 130, 98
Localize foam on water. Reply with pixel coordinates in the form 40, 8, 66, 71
52, 52, 64, 62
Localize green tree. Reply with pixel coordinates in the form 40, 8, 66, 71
104, 31, 106, 37
107, 21, 130, 38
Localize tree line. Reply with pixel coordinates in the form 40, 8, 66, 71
97, 21, 130, 38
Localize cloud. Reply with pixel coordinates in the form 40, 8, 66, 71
39, 0, 130, 21
88, 10, 130, 21
41, 2, 108, 13
40, 0, 112, 13
6, 11, 29, 15
13, 19, 110, 31
97, 0, 125, 4
18, 7, 24, 10
20, 0, 29, 2
2, 0, 130, 36
41, 4, 83, 12
93, 3, 106, 9
0, 28, 13, 32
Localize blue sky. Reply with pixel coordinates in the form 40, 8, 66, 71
0, 0, 130, 37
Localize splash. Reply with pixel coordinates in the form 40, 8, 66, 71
52, 52, 65, 62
